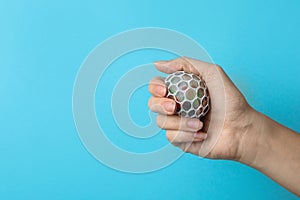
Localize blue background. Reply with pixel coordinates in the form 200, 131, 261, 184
1, 0, 299, 199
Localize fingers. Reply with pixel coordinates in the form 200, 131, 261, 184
148, 96, 176, 115
148, 77, 166, 97
151, 57, 214, 154
156, 114, 203, 132
166, 130, 207, 143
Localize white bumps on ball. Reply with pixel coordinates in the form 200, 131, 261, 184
165, 71, 210, 118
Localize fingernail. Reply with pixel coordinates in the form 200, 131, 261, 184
194, 133, 208, 139
187, 119, 201, 129
155, 85, 166, 96
162, 101, 175, 112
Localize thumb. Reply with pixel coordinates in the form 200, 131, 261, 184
153, 57, 216, 82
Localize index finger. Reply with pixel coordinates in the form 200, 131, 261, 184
148, 76, 167, 97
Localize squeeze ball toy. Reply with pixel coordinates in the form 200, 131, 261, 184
165, 71, 210, 118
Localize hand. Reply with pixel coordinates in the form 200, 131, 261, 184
149, 57, 300, 196
148, 57, 257, 161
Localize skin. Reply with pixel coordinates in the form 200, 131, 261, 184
148, 57, 300, 196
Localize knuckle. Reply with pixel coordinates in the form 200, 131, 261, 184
165, 130, 172, 141
179, 56, 189, 63
152, 76, 162, 82
215, 64, 224, 72
149, 77, 163, 94
148, 84, 153, 93
179, 56, 187, 62
147, 97, 153, 109
156, 115, 164, 128
149, 77, 158, 85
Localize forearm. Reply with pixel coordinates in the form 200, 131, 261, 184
239, 109, 300, 196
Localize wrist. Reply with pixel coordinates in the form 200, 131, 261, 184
236, 107, 267, 166
237, 107, 300, 196
237, 107, 287, 169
